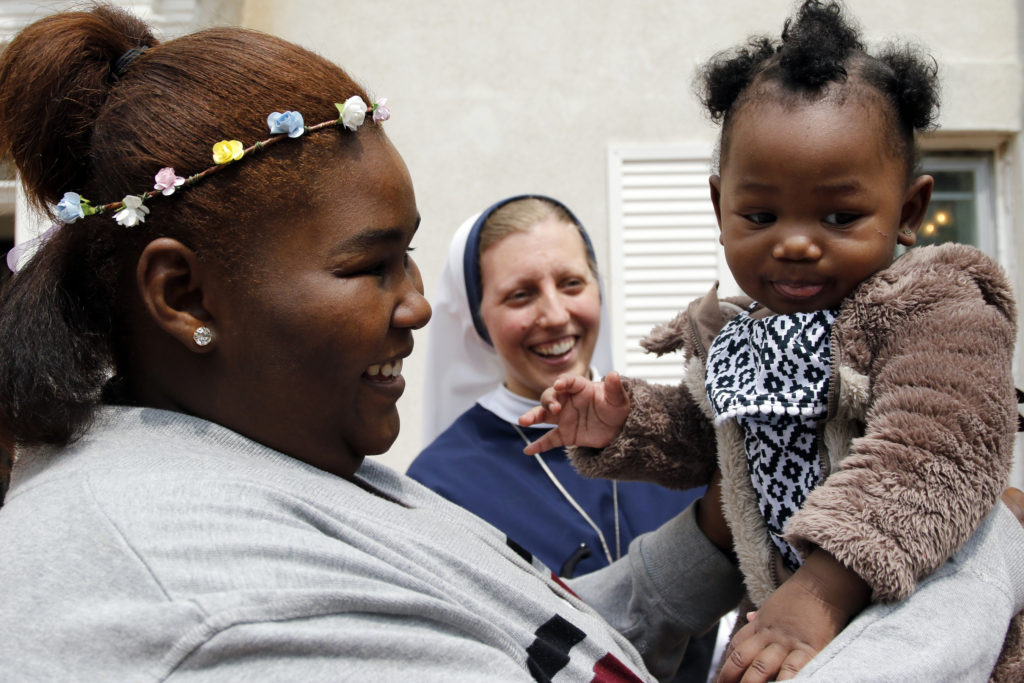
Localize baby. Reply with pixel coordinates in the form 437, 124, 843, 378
521, 1, 1021, 680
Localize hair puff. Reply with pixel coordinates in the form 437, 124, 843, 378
873, 42, 941, 133
778, 0, 864, 89
697, 36, 776, 123
695, 0, 941, 175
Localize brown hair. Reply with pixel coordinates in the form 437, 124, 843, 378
479, 197, 597, 278
0, 4, 379, 446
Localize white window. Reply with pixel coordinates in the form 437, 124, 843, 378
914, 153, 997, 257
606, 145, 728, 384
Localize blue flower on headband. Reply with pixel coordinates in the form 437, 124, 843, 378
267, 111, 305, 138
56, 192, 86, 223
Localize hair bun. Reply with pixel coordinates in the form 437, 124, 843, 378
877, 43, 940, 132
778, 0, 863, 89
0, 5, 155, 212
697, 36, 777, 123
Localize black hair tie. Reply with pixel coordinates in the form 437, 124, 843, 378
112, 46, 148, 79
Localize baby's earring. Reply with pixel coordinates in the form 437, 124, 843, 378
193, 325, 214, 348
901, 227, 914, 236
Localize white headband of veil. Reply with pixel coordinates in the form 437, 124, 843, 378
421, 195, 614, 447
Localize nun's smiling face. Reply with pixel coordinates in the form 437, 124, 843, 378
478, 217, 601, 400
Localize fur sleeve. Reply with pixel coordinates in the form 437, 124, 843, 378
569, 375, 718, 488
785, 245, 1018, 602
569, 286, 741, 489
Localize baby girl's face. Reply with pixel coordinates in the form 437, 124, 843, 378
710, 97, 932, 313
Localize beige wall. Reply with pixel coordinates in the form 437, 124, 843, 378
11, 0, 1018, 477
236, 0, 1024, 478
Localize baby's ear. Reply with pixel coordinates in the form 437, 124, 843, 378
709, 175, 724, 241
898, 175, 934, 247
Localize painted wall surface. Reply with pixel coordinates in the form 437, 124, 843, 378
5, 0, 1021, 480
235, 0, 1024, 477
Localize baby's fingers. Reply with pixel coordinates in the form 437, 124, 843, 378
716, 624, 763, 683
522, 427, 566, 455
1002, 487, 1024, 525
736, 643, 786, 683
775, 649, 813, 680
519, 405, 552, 428
603, 371, 628, 407
539, 385, 569, 416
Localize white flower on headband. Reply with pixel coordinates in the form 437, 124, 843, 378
336, 96, 368, 131
56, 192, 87, 223
113, 195, 150, 227
154, 168, 186, 196
267, 111, 306, 138
372, 98, 390, 122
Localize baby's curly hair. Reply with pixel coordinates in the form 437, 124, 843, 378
696, 0, 940, 179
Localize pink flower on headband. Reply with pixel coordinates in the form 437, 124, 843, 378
267, 111, 305, 138
336, 96, 368, 131
113, 195, 150, 227
212, 140, 245, 165
372, 98, 390, 122
154, 167, 186, 196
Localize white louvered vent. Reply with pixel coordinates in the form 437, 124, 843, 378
607, 145, 727, 385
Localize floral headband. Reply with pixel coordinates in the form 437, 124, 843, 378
55, 95, 389, 228
6, 95, 387, 273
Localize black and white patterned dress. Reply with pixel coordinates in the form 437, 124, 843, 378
705, 303, 838, 570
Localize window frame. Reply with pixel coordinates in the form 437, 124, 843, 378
918, 152, 997, 258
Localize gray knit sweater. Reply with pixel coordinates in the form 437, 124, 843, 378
1, 406, 1021, 681
0, 406, 741, 681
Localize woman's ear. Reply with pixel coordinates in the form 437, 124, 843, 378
898, 174, 934, 247
136, 238, 216, 352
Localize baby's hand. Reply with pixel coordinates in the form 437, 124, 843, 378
717, 549, 870, 682
518, 371, 630, 455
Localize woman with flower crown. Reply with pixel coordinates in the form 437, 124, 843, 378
0, 5, 1022, 681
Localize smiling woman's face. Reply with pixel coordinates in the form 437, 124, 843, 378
478, 217, 601, 401
202, 134, 431, 479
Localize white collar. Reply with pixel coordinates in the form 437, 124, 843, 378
476, 368, 601, 429
477, 384, 555, 429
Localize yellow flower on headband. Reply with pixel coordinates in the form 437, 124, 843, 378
212, 140, 245, 165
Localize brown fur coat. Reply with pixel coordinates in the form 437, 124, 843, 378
571, 243, 1022, 679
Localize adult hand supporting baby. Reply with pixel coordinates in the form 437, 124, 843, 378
518, 371, 630, 454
